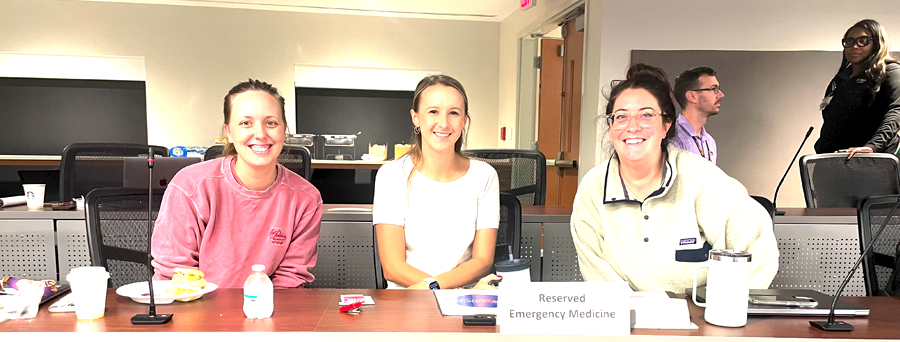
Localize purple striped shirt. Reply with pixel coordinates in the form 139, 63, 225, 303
670, 114, 717, 165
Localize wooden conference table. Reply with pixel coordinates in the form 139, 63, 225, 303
2, 288, 899, 341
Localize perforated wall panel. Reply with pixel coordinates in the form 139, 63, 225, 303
542, 223, 583, 282
771, 224, 866, 296
0, 220, 57, 281
56, 220, 92, 284
307, 222, 377, 289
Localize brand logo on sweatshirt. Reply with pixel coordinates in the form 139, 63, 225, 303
269, 228, 286, 246
679, 238, 697, 245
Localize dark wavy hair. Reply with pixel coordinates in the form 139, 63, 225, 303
840, 19, 898, 92
221, 79, 288, 157
604, 63, 677, 147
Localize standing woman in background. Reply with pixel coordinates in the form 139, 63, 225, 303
373, 75, 500, 290
815, 19, 900, 157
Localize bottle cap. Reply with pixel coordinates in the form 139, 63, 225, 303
252, 264, 265, 272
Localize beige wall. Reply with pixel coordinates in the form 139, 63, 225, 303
586, 0, 900, 208
0, 0, 500, 149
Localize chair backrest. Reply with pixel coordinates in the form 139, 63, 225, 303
751, 195, 775, 220
203, 144, 312, 180
59, 143, 169, 202
770, 221, 867, 296
494, 193, 522, 268
799, 153, 900, 208
858, 195, 900, 296
373, 225, 386, 289
279, 145, 313, 180
203, 145, 225, 161
85, 187, 164, 288
465, 149, 547, 205
307, 221, 379, 289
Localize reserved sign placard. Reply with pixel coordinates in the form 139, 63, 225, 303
496, 281, 630, 335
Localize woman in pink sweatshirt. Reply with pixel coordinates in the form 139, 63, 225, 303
151, 79, 323, 288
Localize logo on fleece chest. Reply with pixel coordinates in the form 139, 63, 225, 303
268, 228, 287, 246
679, 238, 697, 245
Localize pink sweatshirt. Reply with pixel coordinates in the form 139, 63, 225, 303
151, 156, 322, 288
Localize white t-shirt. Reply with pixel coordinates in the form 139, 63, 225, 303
373, 155, 500, 289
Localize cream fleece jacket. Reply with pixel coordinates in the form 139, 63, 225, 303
571, 145, 779, 293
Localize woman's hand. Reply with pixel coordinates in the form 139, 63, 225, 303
472, 274, 502, 290
837, 146, 874, 159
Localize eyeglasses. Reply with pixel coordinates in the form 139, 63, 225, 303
690, 85, 721, 94
842, 36, 872, 48
606, 111, 664, 129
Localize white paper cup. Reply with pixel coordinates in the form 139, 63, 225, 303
22, 184, 46, 210
66, 266, 110, 319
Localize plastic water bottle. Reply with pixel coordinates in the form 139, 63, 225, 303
243, 264, 274, 318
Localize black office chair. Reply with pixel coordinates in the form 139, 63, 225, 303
751, 195, 775, 220
465, 149, 547, 205
203, 144, 312, 180
373, 225, 387, 289
59, 143, 168, 202
85, 187, 163, 288
203, 145, 225, 161
858, 195, 900, 296
279, 145, 313, 181
495, 193, 522, 268
799, 153, 900, 208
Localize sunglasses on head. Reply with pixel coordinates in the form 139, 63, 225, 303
842, 36, 872, 48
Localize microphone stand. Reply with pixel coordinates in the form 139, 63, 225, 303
810, 195, 900, 331
132, 149, 173, 325
773, 126, 814, 215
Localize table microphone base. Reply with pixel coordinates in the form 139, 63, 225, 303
132, 313, 173, 325
810, 320, 853, 331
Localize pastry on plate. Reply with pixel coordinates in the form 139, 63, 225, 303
167, 268, 207, 296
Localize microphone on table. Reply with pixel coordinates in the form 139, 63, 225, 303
773, 126, 814, 215
810, 195, 900, 331
132, 148, 173, 325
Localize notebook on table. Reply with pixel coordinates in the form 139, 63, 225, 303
122, 157, 200, 189
686, 288, 869, 316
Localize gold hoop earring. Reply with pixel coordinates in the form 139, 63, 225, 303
414, 126, 421, 134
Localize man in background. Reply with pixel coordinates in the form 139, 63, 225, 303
672, 67, 724, 164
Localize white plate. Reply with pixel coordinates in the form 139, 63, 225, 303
116, 280, 217, 304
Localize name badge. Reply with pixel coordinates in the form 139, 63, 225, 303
497, 282, 630, 335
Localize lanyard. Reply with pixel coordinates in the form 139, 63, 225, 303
692, 137, 711, 162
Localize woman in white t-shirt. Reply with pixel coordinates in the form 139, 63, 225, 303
373, 75, 501, 290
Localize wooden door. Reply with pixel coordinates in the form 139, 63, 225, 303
537, 38, 564, 205
537, 20, 583, 206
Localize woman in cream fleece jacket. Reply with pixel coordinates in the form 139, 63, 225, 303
571, 64, 779, 293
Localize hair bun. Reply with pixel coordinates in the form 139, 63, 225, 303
625, 63, 671, 86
